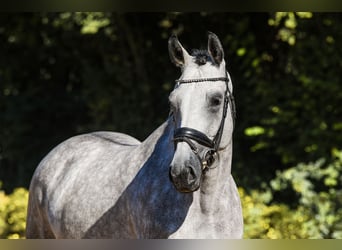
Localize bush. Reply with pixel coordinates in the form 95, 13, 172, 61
241, 148, 342, 238
0, 183, 28, 239
239, 188, 307, 239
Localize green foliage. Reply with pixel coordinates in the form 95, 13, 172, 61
0, 183, 28, 239
1, 12, 341, 192
241, 149, 342, 238
0, 12, 341, 238
240, 187, 308, 239
235, 12, 342, 188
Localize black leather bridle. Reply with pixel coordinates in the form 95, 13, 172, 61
172, 72, 236, 172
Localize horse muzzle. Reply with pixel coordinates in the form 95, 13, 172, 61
169, 159, 201, 193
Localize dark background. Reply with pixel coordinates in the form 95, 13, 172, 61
0, 13, 341, 205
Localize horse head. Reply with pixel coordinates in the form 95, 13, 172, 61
168, 32, 235, 193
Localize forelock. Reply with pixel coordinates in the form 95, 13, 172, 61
191, 49, 213, 66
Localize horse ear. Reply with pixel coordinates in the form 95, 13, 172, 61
207, 31, 224, 65
168, 35, 190, 67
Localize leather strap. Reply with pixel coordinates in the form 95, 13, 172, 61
174, 127, 215, 149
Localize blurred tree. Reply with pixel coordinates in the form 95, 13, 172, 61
0, 13, 341, 207
232, 13, 342, 191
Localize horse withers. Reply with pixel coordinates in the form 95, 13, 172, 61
26, 32, 243, 239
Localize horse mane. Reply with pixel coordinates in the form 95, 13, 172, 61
191, 49, 213, 66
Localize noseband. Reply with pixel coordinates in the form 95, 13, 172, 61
172, 72, 236, 172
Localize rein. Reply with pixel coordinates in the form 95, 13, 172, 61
172, 72, 236, 172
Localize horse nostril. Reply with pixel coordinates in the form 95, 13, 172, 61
186, 165, 196, 181
169, 164, 197, 181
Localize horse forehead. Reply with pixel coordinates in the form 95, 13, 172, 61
170, 60, 228, 104
182, 61, 223, 79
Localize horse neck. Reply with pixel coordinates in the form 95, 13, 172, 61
195, 141, 233, 214
136, 119, 174, 164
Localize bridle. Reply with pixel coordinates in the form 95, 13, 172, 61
171, 72, 236, 172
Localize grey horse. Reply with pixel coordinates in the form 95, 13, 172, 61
26, 32, 243, 239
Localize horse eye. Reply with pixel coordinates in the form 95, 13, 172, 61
207, 93, 223, 114
211, 97, 221, 106
209, 94, 222, 107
